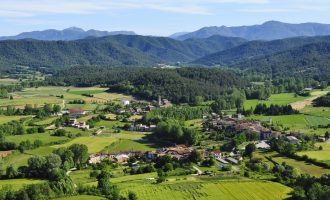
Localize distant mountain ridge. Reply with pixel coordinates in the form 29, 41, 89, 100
0, 27, 136, 41
175, 21, 330, 41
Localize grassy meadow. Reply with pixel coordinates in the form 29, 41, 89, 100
0, 179, 45, 190
298, 143, 330, 165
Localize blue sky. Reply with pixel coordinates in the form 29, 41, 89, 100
1, 0, 330, 36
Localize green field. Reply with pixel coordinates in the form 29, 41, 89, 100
0, 179, 45, 190
33, 117, 59, 125
55, 195, 106, 200
102, 139, 157, 153
0, 115, 31, 124
119, 179, 291, 200
6, 133, 69, 145
2, 153, 32, 168
271, 155, 330, 177
244, 93, 307, 109
247, 114, 330, 134
298, 143, 330, 165
52, 137, 118, 153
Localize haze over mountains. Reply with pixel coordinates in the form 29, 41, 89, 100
0, 27, 136, 41
2, 21, 330, 42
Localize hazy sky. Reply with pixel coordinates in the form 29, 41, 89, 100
1, 0, 330, 36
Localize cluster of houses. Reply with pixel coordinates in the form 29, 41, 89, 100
206, 113, 282, 141
88, 144, 242, 166
88, 145, 193, 164
67, 118, 90, 129
205, 113, 307, 147
128, 124, 156, 132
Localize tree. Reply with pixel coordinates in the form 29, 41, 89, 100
97, 170, 119, 199
45, 154, 62, 170
244, 143, 256, 158
53, 104, 62, 113
0, 158, 3, 178
6, 165, 19, 179
27, 156, 46, 178
69, 144, 88, 168
128, 191, 138, 200
188, 149, 202, 163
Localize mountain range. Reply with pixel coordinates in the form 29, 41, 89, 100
0, 27, 136, 41
2, 21, 330, 42
173, 21, 330, 41
1, 21, 330, 80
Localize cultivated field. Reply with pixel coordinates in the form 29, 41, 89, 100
52, 136, 118, 153
0, 179, 45, 190
271, 155, 330, 177
298, 143, 330, 165
119, 179, 291, 200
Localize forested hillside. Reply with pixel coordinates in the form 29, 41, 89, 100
0, 34, 246, 71
47, 67, 247, 103
0, 39, 159, 70
235, 42, 330, 79
193, 36, 330, 66
106, 35, 247, 62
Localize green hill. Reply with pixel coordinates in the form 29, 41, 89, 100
234, 42, 330, 79
193, 36, 330, 66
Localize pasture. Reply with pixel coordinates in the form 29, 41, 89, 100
55, 195, 106, 200
244, 93, 307, 109
119, 179, 291, 200
52, 136, 118, 153
6, 133, 69, 145
247, 114, 330, 134
271, 155, 330, 177
0, 179, 45, 190
1, 86, 137, 109
102, 139, 157, 153
0, 115, 30, 124
297, 143, 330, 165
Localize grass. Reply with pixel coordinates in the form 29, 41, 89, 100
67, 88, 107, 95
54, 195, 106, 200
0, 115, 30, 124
33, 117, 59, 125
271, 155, 330, 177
94, 120, 125, 130
2, 153, 32, 168
119, 179, 291, 200
25, 146, 56, 156
0, 179, 45, 190
244, 93, 307, 109
246, 114, 330, 134
297, 143, 330, 165
102, 139, 157, 153
6, 133, 69, 145
52, 137, 118, 154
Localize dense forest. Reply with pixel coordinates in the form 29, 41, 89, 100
47, 67, 247, 103
0, 34, 246, 72
193, 35, 330, 66
235, 42, 330, 80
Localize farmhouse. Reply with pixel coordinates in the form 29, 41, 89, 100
285, 136, 300, 144
157, 96, 172, 108
121, 100, 130, 106
157, 145, 192, 160
129, 124, 156, 132
68, 108, 86, 117
67, 119, 89, 129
